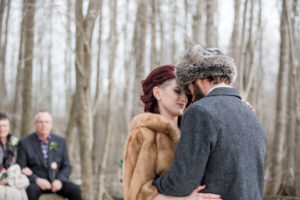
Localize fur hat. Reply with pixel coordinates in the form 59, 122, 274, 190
175, 45, 237, 92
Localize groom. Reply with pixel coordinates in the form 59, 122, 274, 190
153, 45, 266, 200
17, 111, 82, 200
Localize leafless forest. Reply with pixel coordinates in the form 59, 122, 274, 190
0, 0, 299, 199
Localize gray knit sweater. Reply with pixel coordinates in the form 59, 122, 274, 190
153, 87, 266, 200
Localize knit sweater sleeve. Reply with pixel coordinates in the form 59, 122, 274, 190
153, 105, 218, 196
122, 127, 159, 200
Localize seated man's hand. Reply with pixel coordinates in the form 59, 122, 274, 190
21, 167, 33, 176
36, 177, 52, 190
0, 179, 8, 186
52, 179, 62, 192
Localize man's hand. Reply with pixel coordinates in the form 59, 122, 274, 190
36, 177, 52, 190
52, 179, 63, 192
21, 167, 33, 176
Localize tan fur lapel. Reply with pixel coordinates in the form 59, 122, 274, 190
130, 113, 178, 141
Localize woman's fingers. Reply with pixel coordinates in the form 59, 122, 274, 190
193, 185, 206, 193
197, 192, 222, 199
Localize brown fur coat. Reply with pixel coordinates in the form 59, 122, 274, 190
122, 113, 179, 200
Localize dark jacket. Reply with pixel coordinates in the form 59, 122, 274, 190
17, 133, 71, 183
0, 134, 18, 170
153, 87, 266, 200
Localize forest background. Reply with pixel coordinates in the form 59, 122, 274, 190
0, 0, 299, 199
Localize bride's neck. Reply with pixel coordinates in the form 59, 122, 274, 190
160, 112, 180, 134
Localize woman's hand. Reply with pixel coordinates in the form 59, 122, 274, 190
187, 185, 222, 200
0, 179, 8, 185
153, 185, 222, 200
242, 100, 256, 113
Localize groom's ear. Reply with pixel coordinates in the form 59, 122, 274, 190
153, 86, 161, 101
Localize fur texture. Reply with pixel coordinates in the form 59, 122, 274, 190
175, 45, 237, 92
122, 113, 179, 200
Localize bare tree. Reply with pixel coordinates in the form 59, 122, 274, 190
46, 3, 53, 112
74, 0, 101, 199
93, 0, 103, 112
92, 0, 103, 180
150, 0, 157, 69
279, 0, 297, 195
122, 0, 132, 123
0, 0, 7, 108
157, 0, 164, 64
192, 0, 203, 44
64, 0, 73, 112
170, 0, 177, 64
184, 0, 189, 47
229, 0, 241, 61
98, 0, 119, 198
265, 0, 290, 194
237, 0, 248, 91
131, 0, 148, 118
205, 0, 217, 47
11, 0, 26, 134
242, 0, 256, 100
20, 0, 36, 137
0, 0, 11, 109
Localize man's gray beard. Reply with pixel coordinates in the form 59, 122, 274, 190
193, 84, 205, 101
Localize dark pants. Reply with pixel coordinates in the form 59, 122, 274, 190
26, 181, 82, 200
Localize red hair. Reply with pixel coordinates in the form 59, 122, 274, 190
141, 65, 175, 113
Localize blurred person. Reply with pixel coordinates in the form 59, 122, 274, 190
17, 111, 82, 200
0, 111, 30, 200
153, 45, 267, 200
122, 65, 222, 200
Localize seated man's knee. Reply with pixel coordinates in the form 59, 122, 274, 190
26, 183, 42, 200
60, 181, 82, 197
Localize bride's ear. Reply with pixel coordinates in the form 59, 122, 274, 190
153, 86, 161, 101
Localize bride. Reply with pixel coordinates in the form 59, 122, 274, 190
122, 65, 222, 200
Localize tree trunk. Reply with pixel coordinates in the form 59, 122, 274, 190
93, 0, 103, 113
0, 0, 6, 108
131, 0, 148, 118
238, 0, 248, 92
229, 0, 240, 62
74, 1, 100, 199
122, 0, 132, 124
47, 4, 53, 112
64, 0, 73, 112
243, 0, 256, 100
0, 0, 11, 108
205, 0, 217, 47
184, 0, 188, 47
98, 0, 118, 198
170, 0, 177, 64
150, 0, 156, 69
11, 0, 26, 135
279, 0, 297, 195
192, 0, 203, 44
265, 0, 290, 194
157, 0, 164, 64
92, 0, 103, 179
253, 0, 263, 118
20, 0, 36, 137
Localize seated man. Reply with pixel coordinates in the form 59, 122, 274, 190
17, 111, 82, 200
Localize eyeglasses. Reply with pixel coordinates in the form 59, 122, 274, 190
35, 120, 51, 124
